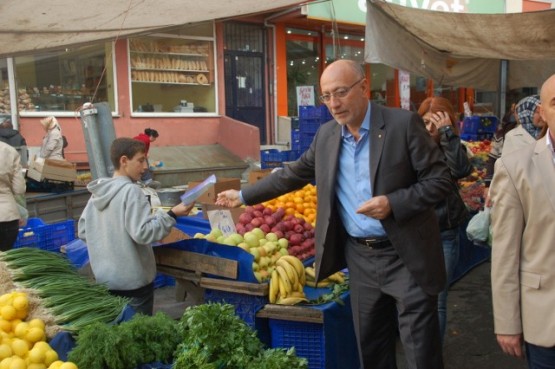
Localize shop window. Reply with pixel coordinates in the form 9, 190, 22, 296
286, 28, 321, 117
129, 22, 216, 114
14, 44, 114, 114
369, 63, 394, 106
1, 59, 11, 114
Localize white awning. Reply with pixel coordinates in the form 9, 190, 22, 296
365, 0, 555, 90
0, 0, 304, 58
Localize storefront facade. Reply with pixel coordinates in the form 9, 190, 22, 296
1, 0, 553, 163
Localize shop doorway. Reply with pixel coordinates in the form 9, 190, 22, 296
224, 23, 267, 144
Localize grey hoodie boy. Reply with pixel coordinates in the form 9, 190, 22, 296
78, 176, 175, 290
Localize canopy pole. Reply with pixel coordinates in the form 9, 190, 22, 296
498, 60, 508, 118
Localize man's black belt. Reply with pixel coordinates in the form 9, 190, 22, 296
351, 237, 392, 249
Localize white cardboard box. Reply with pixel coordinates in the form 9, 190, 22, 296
27, 157, 77, 182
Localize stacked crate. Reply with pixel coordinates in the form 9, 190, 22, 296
460, 116, 498, 141
291, 105, 333, 157
14, 217, 75, 252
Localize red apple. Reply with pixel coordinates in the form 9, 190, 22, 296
263, 207, 273, 216
238, 212, 253, 225
253, 204, 265, 211
264, 216, 276, 227
253, 210, 263, 218
251, 218, 262, 227
260, 224, 271, 234
289, 233, 303, 246
294, 224, 304, 234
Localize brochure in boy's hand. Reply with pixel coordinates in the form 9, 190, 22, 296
180, 174, 217, 205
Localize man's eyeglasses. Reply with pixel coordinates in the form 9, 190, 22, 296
319, 78, 365, 103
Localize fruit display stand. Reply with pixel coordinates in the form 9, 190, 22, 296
257, 288, 359, 369
153, 239, 272, 339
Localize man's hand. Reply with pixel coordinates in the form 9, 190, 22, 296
215, 189, 243, 208
497, 334, 525, 359
171, 202, 196, 217
356, 195, 391, 220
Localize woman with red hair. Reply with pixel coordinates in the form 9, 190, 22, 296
418, 96, 473, 343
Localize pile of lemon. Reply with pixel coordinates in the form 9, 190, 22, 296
0, 291, 77, 369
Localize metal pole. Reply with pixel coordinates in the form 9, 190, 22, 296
498, 60, 508, 118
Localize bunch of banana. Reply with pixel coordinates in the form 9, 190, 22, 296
305, 264, 346, 288
268, 255, 308, 305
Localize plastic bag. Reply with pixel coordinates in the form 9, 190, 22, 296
15, 194, 28, 226
466, 207, 491, 243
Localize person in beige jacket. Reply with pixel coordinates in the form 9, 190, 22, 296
490, 74, 555, 368
0, 141, 26, 251
39, 116, 64, 160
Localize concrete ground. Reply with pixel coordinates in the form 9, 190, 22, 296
153, 261, 528, 369
442, 261, 526, 369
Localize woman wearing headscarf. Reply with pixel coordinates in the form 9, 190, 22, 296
39, 116, 64, 160
502, 95, 546, 156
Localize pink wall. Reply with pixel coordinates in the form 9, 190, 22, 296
17, 31, 261, 165
218, 115, 261, 161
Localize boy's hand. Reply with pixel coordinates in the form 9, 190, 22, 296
215, 190, 242, 208
171, 202, 195, 217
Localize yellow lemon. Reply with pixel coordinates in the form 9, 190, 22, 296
11, 338, 29, 357
46, 361, 63, 369
0, 307, 16, 322
7, 356, 25, 369
11, 296, 28, 313
0, 320, 11, 333
0, 358, 12, 369
59, 363, 77, 369
10, 320, 21, 333
25, 328, 44, 344
32, 342, 50, 353
0, 343, 12, 360
0, 294, 13, 306
13, 322, 29, 339
28, 347, 46, 364
27, 364, 47, 369
27, 320, 44, 332
43, 351, 58, 367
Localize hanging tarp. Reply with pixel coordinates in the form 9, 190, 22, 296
0, 0, 304, 58
364, 0, 555, 90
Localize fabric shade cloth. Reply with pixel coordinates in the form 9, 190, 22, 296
364, 0, 555, 90
0, 0, 303, 58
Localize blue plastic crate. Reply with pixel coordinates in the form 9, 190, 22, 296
204, 289, 270, 344
462, 116, 498, 135
460, 132, 494, 141
299, 118, 321, 134
319, 105, 333, 122
261, 149, 297, 169
14, 229, 40, 249
18, 218, 76, 252
299, 106, 321, 119
269, 319, 325, 369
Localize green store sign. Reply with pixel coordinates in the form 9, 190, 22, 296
306, 0, 506, 25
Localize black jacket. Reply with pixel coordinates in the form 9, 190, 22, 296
0, 128, 26, 147
435, 126, 473, 230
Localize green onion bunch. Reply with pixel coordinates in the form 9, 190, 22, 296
0, 247, 129, 332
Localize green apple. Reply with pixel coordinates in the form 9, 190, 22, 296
279, 247, 289, 256
193, 233, 205, 239
244, 233, 259, 248
277, 238, 289, 249
265, 232, 278, 242
251, 227, 265, 240
249, 247, 261, 261
238, 242, 250, 252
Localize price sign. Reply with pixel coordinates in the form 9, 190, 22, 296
207, 209, 237, 237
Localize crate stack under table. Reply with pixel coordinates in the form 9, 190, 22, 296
153, 238, 359, 369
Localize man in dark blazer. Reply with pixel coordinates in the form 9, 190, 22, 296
216, 59, 452, 369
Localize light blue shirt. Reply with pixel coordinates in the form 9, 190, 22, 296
335, 104, 386, 238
